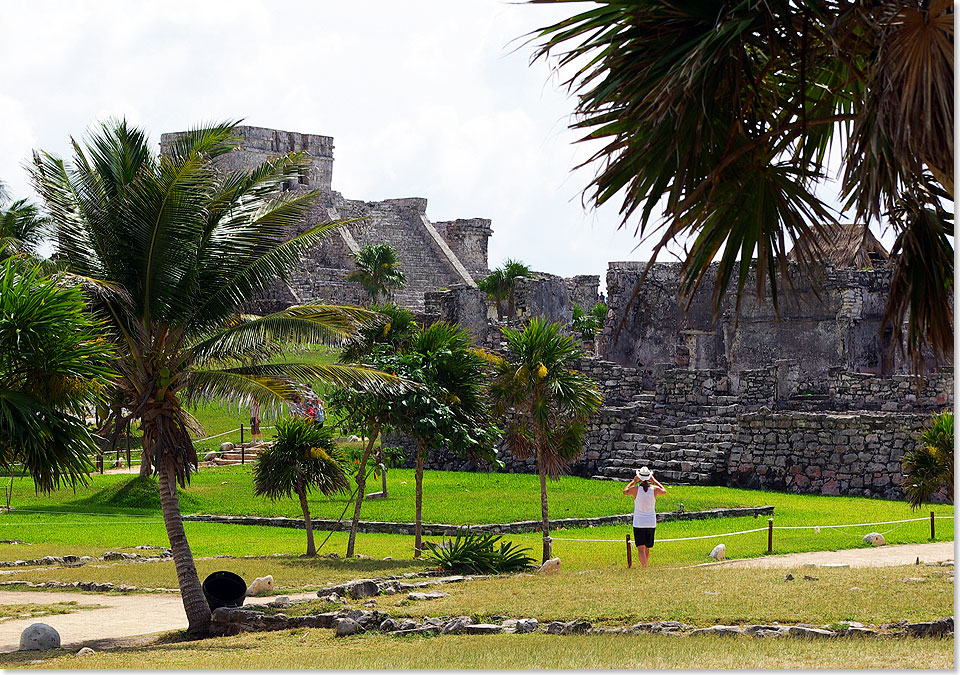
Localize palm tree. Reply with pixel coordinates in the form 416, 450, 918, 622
253, 417, 349, 556
528, 0, 953, 372
901, 411, 953, 508
400, 322, 500, 556
0, 258, 114, 491
489, 318, 602, 562
30, 119, 397, 636
0, 179, 48, 260
347, 243, 407, 303
478, 259, 535, 320
571, 302, 608, 343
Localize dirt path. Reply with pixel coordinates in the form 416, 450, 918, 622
708, 541, 955, 569
0, 590, 318, 653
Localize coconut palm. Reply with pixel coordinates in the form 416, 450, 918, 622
347, 243, 407, 303
0, 258, 114, 491
253, 417, 349, 556
30, 119, 397, 636
0, 179, 48, 260
571, 302, 608, 343
478, 258, 535, 320
528, 0, 953, 371
400, 322, 500, 556
489, 318, 603, 562
901, 411, 953, 508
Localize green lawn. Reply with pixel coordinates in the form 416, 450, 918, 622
3, 629, 953, 670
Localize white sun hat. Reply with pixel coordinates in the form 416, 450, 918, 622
636, 466, 653, 481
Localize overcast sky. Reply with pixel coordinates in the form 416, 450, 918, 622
2, 1, 866, 290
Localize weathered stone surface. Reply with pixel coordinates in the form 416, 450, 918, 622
689, 625, 743, 637
335, 618, 361, 637
560, 620, 592, 635
379, 618, 399, 632
744, 625, 784, 636
76, 647, 95, 656
708, 544, 726, 561
19, 624, 60, 651
246, 575, 273, 596
347, 580, 379, 600
543, 621, 566, 635
219, 442, 235, 453
442, 616, 473, 635
905, 617, 953, 637
407, 591, 450, 601
786, 626, 835, 639
538, 558, 561, 574
463, 623, 504, 635
863, 532, 886, 546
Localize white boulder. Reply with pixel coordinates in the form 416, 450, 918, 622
863, 532, 886, 546
246, 575, 274, 596
202, 451, 218, 462
709, 543, 726, 561
538, 557, 561, 574
76, 647, 95, 656
219, 442, 235, 453
19, 623, 60, 651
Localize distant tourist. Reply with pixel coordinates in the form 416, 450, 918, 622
289, 393, 306, 419
624, 466, 667, 569
313, 398, 326, 426
250, 399, 263, 443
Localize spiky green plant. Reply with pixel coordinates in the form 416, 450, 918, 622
423, 528, 536, 574
478, 259, 536, 320
0, 179, 48, 260
489, 318, 603, 562
528, 0, 953, 371
901, 411, 953, 509
30, 119, 398, 636
253, 418, 349, 556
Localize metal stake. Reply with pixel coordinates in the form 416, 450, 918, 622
767, 518, 774, 554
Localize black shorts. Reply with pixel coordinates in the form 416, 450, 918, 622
633, 527, 655, 548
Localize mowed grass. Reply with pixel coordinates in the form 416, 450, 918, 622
5, 466, 954, 532
2, 630, 953, 670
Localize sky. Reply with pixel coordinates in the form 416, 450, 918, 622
1, 1, 866, 290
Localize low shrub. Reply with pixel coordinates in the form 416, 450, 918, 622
422, 528, 535, 574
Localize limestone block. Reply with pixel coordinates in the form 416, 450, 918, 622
246, 575, 274, 596
335, 618, 361, 636
862, 532, 885, 546
219, 442, 235, 453
538, 557, 561, 574
19, 623, 60, 651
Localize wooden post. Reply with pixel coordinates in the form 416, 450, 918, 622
240, 423, 245, 465
126, 425, 131, 469
930, 511, 935, 541
767, 518, 774, 554
626, 534, 632, 568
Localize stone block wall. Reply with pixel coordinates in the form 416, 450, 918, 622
725, 411, 930, 499
826, 368, 953, 411
434, 219, 492, 280
654, 368, 730, 404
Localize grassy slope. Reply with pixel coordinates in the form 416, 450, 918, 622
2, 630, 953, 670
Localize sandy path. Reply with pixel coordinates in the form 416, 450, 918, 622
0, 590, 318, 653
710, 541, 955, 569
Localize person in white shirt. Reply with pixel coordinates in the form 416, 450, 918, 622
623, 466, 667, 569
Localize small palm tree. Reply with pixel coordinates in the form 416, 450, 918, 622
490, 318, 603, 562
31, 119, 398, 636
902, 411, 954, 508
0, 259, 114, 491
571, 302, 608, 343
347, 243, 407, 303
478, 259, 535, 320
253, 418, 349, 556
0, 180, 48, 260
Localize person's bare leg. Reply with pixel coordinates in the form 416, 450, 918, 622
638, 545, 649, 568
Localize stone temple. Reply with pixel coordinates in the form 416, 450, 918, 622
160, 125, 953, 501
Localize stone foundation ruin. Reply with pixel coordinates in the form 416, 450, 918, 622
160, 125, 954, 501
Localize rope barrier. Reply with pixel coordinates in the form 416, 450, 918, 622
775, 516, 953, 530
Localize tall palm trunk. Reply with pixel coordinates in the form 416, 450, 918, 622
346, 422, 380, 558
297, 482, 316, 557
157, 464, 210, 636
414, 440, 425, 558
537, 450, 552, 563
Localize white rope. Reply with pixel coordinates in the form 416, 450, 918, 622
550, 527, 769, 544
775, 516, 953, 530
193, 427, 241, 442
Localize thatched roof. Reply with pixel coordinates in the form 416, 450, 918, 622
787, 223, 890, 269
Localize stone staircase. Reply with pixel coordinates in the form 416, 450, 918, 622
336, 199, 468, 312
199, 443, 268, 468
594, 399, 740, 485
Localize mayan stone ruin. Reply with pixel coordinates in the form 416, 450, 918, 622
161, 125, 954, 501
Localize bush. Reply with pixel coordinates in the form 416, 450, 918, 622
422, 528, 535, 574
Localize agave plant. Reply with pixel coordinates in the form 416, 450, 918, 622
422, 528, 535, 574
30, 119, 399, 636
